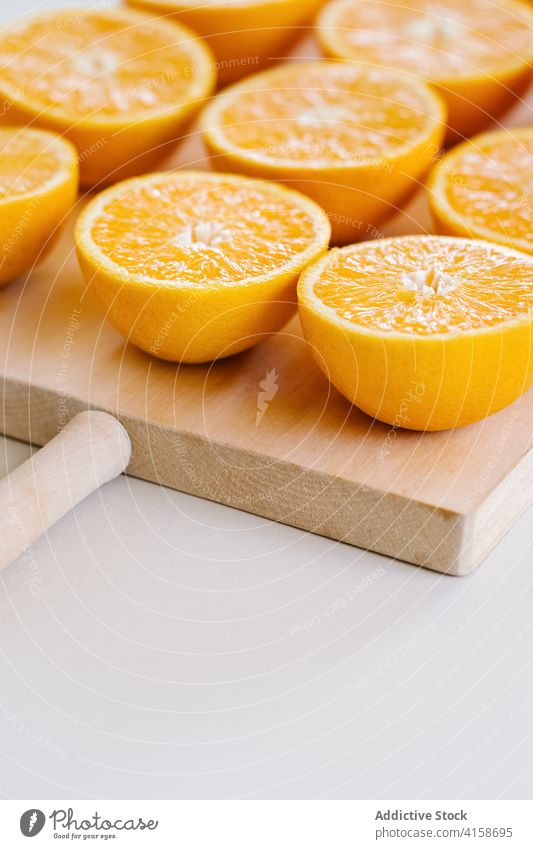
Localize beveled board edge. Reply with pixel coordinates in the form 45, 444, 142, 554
4, 376, 530, 575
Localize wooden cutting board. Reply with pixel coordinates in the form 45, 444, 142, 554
1, 39, 532, 576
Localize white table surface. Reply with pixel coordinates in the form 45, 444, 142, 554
1, 0, 533, 802
1, 432, 533, 800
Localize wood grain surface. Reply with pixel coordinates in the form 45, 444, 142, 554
0, 36, 531, 575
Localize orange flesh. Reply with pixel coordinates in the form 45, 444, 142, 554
0, 11, 206, 118
148, 1, 266, 6
320, 0, 533, 81
314, 238, 533, 335
211, 64, 441, 165
90, 175, 322, 284
0, 129, 69, 198
441, 133, 533, 250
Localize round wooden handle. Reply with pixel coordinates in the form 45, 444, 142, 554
0, 411, 132, 572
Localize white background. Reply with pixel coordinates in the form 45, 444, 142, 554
0, 0, 532, 801
2, 430, 533, 799
2, 800, 533, 847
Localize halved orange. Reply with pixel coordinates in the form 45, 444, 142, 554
75, 171, 330, 362
428, 127, 533, 255
0, 127, 78, 287
316, 0, 533, 141
0, 7, 215, 187
201, 60, 446, 244
126, 0, 324, 85
298, 236, 533, 431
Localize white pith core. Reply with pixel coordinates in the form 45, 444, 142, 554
404, 16, 461, 43
296, 104, 352, 126
399, 266, 459, 298
72, 48, 118, 76
172, 221, 232, 250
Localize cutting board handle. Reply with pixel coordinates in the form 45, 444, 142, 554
0, 411, 131, 573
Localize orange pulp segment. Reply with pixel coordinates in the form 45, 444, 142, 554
0, 7, 215, 186
126, 0, 324, 85
75, 170, 330, 362
316, 0, 533, 140
201, 60, 446, 244
428, 127, 533, 255
298, 235, 533, 430
0, 126, 78, 286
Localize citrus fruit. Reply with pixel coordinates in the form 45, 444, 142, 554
125, 0, 323, 85
75, 171, 330, 363
316, 0, 533, 141
0, 127, 78, 288
0, 7, 215, 187
428, 127, 533, 255
298, 236, 533, 431
201, 60, 446, 245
